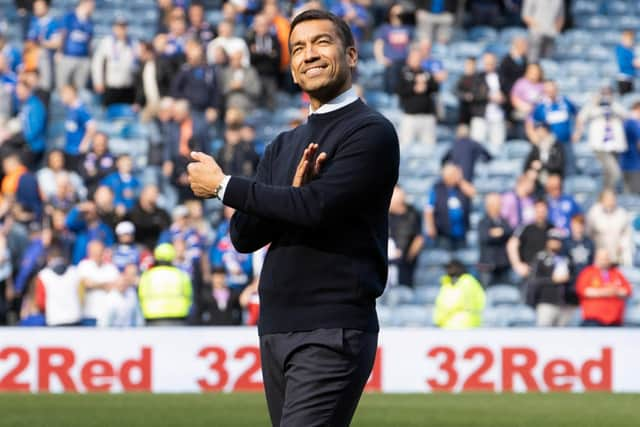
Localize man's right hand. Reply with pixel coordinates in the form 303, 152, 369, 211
292, 143, 327, 187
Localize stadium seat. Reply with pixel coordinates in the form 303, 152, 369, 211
413, 286, 440, 305
564, 175, 600, 194
482, 306, 510, 327
380, 285, 415, 307
414, 267, 445, 288
417, 249, 451, 268
393, 304, 434, 327
377, 305, 396, 327
623, 306, 640, 327
467, 26, 497, 43
486, 284, 521, 307
506, 304, 537, 327
453, 248, 479, 267
106, 103, 137, 121
503, 140, 531, 159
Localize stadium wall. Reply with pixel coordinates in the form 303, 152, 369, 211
1, 328, 638, 393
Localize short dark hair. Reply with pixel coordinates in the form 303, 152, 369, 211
289, 10, 355, 52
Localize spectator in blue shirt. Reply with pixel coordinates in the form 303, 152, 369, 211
0, 80, 47, 168
615, 30, 640, 95
209, 207, 253, 290
330, 0, 369, 45
425, 163, 477, 251
374, 3, 414, 93
0, 33, 22, 74
545, 174, 581, 235
621, 101, 640, 193
60, 84, 96, 170
56, 0, 94, 90
419, 38, 447, 83
100, 154, 141, 215
28, 0, 62, 54
65, 200, 115, 264
529, 80, 578, 175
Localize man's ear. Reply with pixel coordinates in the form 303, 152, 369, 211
346, 46, 358, 69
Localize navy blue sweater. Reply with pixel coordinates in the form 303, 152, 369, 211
224, 99, 399, 335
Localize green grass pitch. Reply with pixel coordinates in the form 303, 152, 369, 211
1, 393, 638, 426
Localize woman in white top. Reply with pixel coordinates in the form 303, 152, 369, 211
586, 189, 633, 266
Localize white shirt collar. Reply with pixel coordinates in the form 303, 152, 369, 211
309, 87, 359, 115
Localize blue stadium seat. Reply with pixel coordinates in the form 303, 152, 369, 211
380, 285, 415, 307
414, 267, 445, 288
486, 284, 521, 307
393, 304, 434, 327
616, 15, 640, 30
624, 306, 640, 327
503, 140, 531, 159
482, 306, 510, 327
506, 304, 537, 327
507, 304, 536, 328
564, 175, 600, 194
377, 305, 396, 327
417, 249, 451, 268
487, 159, 522, 178
106, 104, 136, 121
414, 286, 440, 305
468, 26, 497, 43
453, 248, 479, 267
572, 0, 601, 15
584, 15, 610, 30
498, 27, 527, 44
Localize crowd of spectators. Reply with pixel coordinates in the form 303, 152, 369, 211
0, 0, 639, 329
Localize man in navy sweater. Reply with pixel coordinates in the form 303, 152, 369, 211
188, 10, 399, 427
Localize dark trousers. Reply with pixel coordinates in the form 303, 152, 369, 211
260, 328, 377, 427
617, 79, 634, 96
102, 86, 136, 106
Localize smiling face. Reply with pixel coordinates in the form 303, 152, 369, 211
289, 18, 357, 108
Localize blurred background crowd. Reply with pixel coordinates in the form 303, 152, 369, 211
1, 0, 640, 329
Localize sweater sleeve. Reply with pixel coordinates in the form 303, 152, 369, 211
224, 120, 399, 229
229, 142, 281, 253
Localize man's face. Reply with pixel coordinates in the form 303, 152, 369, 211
570, 219, 584, 238
93, 133, 108, 153
15, 82, 30, 101
407, 49, 421, 69
546, 176, 562, 198
113, 24, 127, 40
289, 19, 356, 101
186, 41, 203, 64
534, 203, 548, 223
544, 82, 557, 99
34, 0, 48, 17
253, 16, 269, 35
483, 54, 496, 72
117, 156, 133, 174
189, 5, 204, 25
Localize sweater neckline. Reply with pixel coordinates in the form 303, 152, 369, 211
306, 99, 366, 124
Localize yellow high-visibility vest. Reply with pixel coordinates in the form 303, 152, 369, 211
434, 273, 486, 329
138, 265, 192, 319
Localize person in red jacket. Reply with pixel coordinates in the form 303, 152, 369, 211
576, 249, 632, 326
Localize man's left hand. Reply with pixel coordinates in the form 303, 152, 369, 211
188, 151, 225, 198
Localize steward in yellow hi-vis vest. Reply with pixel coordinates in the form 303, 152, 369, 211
138, 243, 192, 325
434, 260, 486, 329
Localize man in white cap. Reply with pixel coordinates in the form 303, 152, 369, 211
112, 220, 141, 271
